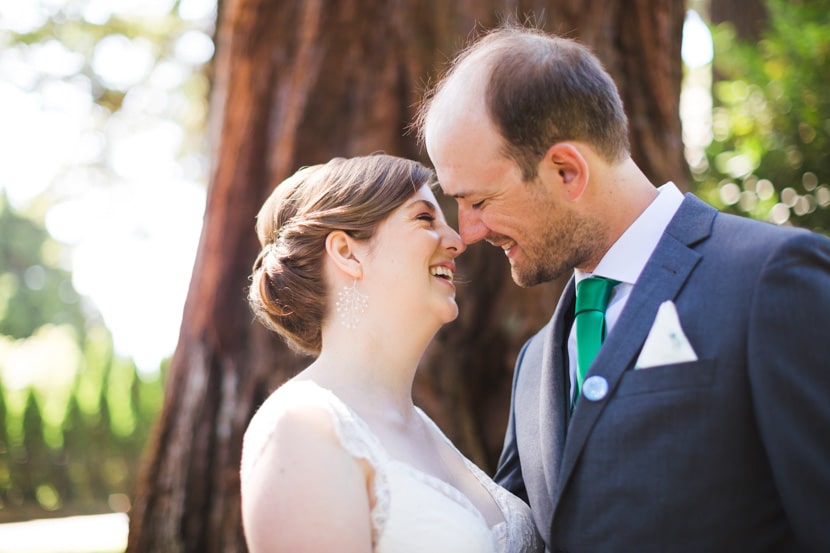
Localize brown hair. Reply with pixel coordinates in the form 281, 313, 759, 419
417, 25, 630, 179
249, 154, 434, 355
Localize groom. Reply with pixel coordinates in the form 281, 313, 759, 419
418, 26, 830, 552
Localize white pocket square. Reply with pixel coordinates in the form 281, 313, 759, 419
635, 301, 698, 369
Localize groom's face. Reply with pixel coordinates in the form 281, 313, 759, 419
425, 99, 593, 287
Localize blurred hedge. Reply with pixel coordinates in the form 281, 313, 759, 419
0, 326, 165, 523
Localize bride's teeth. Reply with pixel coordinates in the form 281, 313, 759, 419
430, 266, 454, 281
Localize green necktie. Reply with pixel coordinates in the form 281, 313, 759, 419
573, 276, 619, 404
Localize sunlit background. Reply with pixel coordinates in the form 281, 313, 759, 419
0, 0, 215, 550
0, 0, 214, 375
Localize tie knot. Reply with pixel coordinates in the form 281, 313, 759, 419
575, 276, 620, 315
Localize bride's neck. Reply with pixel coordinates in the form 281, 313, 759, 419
304, 347, 421, 422
307, 313, 439, 422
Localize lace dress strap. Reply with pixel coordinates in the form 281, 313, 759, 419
240, 380, 391, 545
415, 407, 544, 553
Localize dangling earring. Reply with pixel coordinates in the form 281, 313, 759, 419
336, 279, 368, 329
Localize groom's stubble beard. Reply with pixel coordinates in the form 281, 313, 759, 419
509, 204, 609, 288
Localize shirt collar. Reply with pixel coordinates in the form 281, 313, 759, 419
575, 182, 685, 285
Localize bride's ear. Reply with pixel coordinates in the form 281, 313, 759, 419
325, 230, 362, 279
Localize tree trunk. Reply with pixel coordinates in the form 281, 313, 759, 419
127, 1, 686, 551
710, 0, 768, 42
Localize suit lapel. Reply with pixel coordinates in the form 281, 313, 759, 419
550, 194, 715, 514
537, 280, 575, 506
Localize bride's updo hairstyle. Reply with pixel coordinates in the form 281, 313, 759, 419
249, 154, 435, 356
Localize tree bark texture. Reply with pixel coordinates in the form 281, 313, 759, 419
709, 0, 768, 42
127, 1, 687, 551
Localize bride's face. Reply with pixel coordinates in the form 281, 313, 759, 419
361, 184, 465, 327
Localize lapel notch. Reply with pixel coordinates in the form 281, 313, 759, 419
550, 194, 714, 516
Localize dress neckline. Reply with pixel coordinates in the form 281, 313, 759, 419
286, 379, 507, 532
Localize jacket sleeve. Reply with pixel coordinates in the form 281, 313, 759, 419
748, 230, 830, 552
494, 339, 532, 504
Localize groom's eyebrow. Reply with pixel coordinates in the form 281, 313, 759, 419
444, 188, 480, 202
433, 181, 466, 200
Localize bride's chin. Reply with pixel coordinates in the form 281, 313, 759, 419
428, 297, 459, 326
442, 304, 460, 323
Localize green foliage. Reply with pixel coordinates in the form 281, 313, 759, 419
694, 0, 830, 234
0, 0, 211, 524
1, 1, 213, 132
0, 193, 90, 340
0, 185, 166, 522
0, 341, 165, 522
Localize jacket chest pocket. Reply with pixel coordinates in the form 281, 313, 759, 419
614, 358, 715, 398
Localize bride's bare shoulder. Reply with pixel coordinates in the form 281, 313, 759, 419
240, 380, 373, 553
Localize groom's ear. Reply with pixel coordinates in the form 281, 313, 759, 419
325, 230, 363, 279
542, 142, 589, 201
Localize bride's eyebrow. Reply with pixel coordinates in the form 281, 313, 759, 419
407, 199, 438, 213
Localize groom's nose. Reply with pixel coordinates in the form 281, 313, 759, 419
457, 204, 488, 245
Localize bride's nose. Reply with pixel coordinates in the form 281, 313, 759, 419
444, 225, 466, 257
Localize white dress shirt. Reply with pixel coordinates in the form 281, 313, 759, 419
566, 182, 685, 396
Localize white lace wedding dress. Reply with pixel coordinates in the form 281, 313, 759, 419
241, 380, 542, 553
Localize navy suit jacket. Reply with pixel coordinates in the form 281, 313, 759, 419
495, 194, 830, 553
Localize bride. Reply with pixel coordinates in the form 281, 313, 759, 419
240, 154, 542, 553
